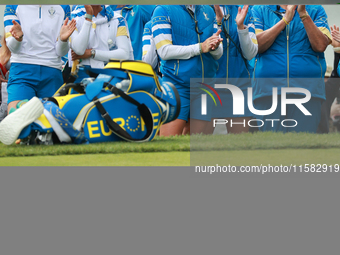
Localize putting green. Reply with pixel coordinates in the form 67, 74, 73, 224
0, 148, 339, 166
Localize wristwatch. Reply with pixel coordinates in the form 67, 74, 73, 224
91, 49, 96, 59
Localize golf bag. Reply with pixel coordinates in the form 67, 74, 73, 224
14, 60, 180, 145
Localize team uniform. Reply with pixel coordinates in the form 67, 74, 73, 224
213, 5, 258, 119
70, 5, 133, 69
151, 5, 223, 122
252, 5, 331, 133
4, 5, 70, 103
142, 20, 159, 71
113, 5, 156, 61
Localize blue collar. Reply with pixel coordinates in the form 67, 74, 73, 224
99, 5, 114, 22
268, 5, 286, 13
72, 5, 114, 22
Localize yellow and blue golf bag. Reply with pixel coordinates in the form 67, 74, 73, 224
18, 60, 180, 145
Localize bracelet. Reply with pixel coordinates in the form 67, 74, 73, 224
217, 22, 222, 26
91, 49, 96, 59
333, 47, 340, 53
282, 17, 289, 26
85, 13, 93, 20
300, 12, 309, 22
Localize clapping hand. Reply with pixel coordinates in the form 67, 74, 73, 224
297, 5, 307, 16
214, 5, 223, 24
284, 5, 297, 23
235, 5, 249, 30
59, 18, 77, 42
10, 20, 23, 41
201, 29, 223, 53
331, 25, 340, 47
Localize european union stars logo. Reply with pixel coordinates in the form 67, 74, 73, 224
126, 115, 141, 132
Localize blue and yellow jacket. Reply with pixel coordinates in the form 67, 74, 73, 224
252, 5, 331, 100
4, 5, 70, 70
152, 5, 219, 86
115, 5, 156, 61
217, 5, 256, 90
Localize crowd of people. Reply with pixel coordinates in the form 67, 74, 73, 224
0, 4, 340, 138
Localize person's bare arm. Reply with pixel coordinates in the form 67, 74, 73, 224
257, 5, 296, 54
298, 5, 330, 53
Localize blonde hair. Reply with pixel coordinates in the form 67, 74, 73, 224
0, 33, 11, 67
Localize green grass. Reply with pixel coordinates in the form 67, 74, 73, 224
0, 132, 339, 166
190, 132, 340, 165
190, 132, 340, 151
191, 149, 340, 166
1, 132, 339, 158
0, 152, 190, 166
0, 135, 190, 158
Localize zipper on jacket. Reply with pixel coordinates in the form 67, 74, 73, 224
270, 8, 291, 87
223, 6, 250, 81
317, 56, 323, 79
195, 11, 204, 82
253, 58, 258, 81
286, 24, 290, 87
177, 59, 180, 75
246, 45, 250, 79
187, 8, 205, 82
246, 65, 250, 80
197, 33, 204, 82
39, 5, 42, 19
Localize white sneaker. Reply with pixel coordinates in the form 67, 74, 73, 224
0, 97, 44, 145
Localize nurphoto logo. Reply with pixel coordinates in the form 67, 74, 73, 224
201, 84, 312, 128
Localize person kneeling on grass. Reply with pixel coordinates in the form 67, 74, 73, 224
0, 61, 181, 146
